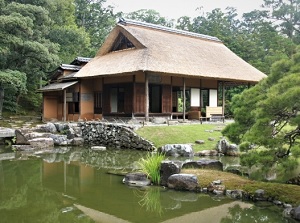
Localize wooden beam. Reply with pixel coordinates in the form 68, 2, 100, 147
222, 81, 225, 117
183, 77, 186, 121
145, 72, 149, 122
63, 89, 66, 122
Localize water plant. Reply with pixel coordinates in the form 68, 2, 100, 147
137, 152, 165, 185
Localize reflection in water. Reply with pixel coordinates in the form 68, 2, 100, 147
221, 204, 296, 223
0, 148, 296, 223
135, 187, 164, 216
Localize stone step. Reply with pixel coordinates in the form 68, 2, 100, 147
0, 128, 15, 138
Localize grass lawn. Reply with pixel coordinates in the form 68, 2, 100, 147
182, 169, 300, 206
136, 123, 225, 151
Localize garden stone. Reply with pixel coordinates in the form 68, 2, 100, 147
208, 182, 225, 194
66, 127, 76, 139
226, 190, 243, 199
254, 189, 266, 201
72, 137, 84, 146
54, 123, 69, 133
208, 137, 215, 141
91, 146, 106, 151
35, 123, 57, 133
159, 144, 193, 157
167, 174, 199, 191
216, 138, 239, 156
160, 160, 182, 186
283, 207, 293, 218
15, 129, 30, 145
28, 137, 54, 149
123, 172, 151, 187
182, 159, 223, 171
286, 174, 300, 185
194, 150, 218, 156
25, 132, 52, 140
50, 134, 69, 146
291, 206, 300, 221
225, 165, 249, 177
195, 140, 205, 144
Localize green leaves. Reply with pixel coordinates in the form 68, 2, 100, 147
223, 49, 300, 176
137, 152, 165, 185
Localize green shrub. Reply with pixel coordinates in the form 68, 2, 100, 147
137, 152, 165, 185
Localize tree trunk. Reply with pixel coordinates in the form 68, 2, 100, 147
0, 86, 4, 119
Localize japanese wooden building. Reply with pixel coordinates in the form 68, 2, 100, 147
39, 19, 267, 122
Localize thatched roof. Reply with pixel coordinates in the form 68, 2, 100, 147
75, 19, 267, 83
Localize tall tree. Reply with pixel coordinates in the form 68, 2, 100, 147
0, 70, 27, 118
0, 0, 60, 111
125, 9, 174, 27
222, 49, 300, 178
47, 0, 91, 63
262, 0, 300, 43
75, 0, 118, 55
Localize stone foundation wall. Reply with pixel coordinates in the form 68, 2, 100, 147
78, 121, 155, 151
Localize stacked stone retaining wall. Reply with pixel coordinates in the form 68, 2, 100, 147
79, 121, 155, 151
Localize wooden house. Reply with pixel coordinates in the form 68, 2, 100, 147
39, 19, 267, 122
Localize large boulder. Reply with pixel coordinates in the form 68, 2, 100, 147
123, 172, 151, 187
160, 160, 182, 186
71, 137, 84, 146
34, 123, 57, 133
291, 205, 300, 221
182, 159, 223, 171
15, 129, 30, 145
28, 137, 54, 149
25, 132, 52, 140
49, 134, 70, 146
286, 174, 300, 186
167, 174, 199, 191
216, 138, 239, 156
159, 144, 193, 157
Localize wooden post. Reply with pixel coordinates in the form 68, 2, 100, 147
183, 77, 186, 121
222, 81, 225, 117
132, 75, 136, 118
145, 73, 149, 122
63, 89, 67, 122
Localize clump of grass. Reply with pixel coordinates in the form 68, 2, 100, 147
137, 152, 165, 185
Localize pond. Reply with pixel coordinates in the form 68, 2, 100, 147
0, 147, 296, 223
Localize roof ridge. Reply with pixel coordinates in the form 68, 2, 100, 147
60, 64, 82, 70
118, 18, 221, 42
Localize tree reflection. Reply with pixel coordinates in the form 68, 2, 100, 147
221, 204, 295, 223
0, 160, 94, 223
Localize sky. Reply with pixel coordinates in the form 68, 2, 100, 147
106, 0, 265, 20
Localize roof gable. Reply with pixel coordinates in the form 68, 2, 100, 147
111, 32, 135, 52
97, 26, 146, 56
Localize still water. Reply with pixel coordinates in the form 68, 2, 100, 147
0, 147, 296, 223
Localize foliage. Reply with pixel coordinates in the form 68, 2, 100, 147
0, 0, 60, 111
125, 9, 174, 27
74, 0, 118, 55
262, 0, 300, 43
0, 70, 27, 117
222, 49, 300, 174
137, 152, 165, 185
